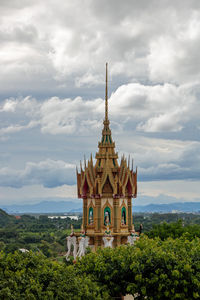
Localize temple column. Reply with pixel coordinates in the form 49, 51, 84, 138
94, 198, 101, 232
83, 198, 87, 229
128, 197, 132, 231
113, 198, 120, 233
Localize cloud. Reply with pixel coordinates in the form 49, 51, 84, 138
137, 112, 184, 132
0, 95, 104, 136
0, 99, 18, 112
118, 136, 200, 181
148, 11, 200, 84
1, 0, 200, 97
0, 80, 199, 138
0, 137, 199, 189
0, 159, 76, 188
0, 125, 27, 135
110, 82, 199, 133
0, 0, 200, 204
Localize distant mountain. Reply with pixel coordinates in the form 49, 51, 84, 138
1, 200, 200, 214
133, 194, 184, 206
69, 207, 82, 213
2, 199, 82, 214
133, 202, 200, 213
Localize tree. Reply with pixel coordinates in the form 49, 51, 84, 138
76, 236, 200, 299
0, 241, 5, 251
147, 220, 200, 240
0, 251, 110, 299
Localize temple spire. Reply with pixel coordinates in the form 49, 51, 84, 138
105, 62, 108, 122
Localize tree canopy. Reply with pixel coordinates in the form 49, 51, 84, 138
75, 236, 200, 299
1, 209, 200, 299
1, 236, 199, 299
0, 251, 109, 299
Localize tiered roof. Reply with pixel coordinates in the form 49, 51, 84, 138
77, 63, 137, 199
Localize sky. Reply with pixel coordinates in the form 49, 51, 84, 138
0, 0, 200, 206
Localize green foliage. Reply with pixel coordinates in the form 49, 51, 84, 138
76, 236, 200, 299
127, 236, 200, 299
0, 209, 15, 226
0, 251, 110, 299
1, 209, 200, 298
0, 241, 5, 251
0, 209, 82, 257
133, 212, 200, 232
147, 220, 200, 240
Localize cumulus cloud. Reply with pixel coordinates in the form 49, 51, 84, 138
0, 99, 18, 112
0, 95, 103, 136
0, 0, 200, 203
118, 136, 200, 181
0, 80, 199, 137
109, 82, 199, 133
148, 12, 200, 84
0, 159, 76, 188
1, 0, 200, 96
0, 136, 199, 189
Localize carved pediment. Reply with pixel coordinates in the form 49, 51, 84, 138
102, 177, 113, 194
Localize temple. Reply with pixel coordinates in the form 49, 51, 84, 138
76, 63, 137, 250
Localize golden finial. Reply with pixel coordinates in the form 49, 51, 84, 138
105, 62, 108, 122
84, 155, 86, 169
80, 160, 82, 172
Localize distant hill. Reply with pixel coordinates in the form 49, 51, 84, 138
0, 208, 9, 217
2, 200, 82, 214
1, 200, 200, 214
0, 208, 15, 225
133, 202, 200, 213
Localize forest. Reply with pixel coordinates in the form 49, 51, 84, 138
0, 208, 200, 299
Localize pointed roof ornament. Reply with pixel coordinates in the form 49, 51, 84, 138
84, 155, 86, 169
95, 63, 119, 169
128, 155, 130, 168
105, 62, 108, 122
80, 160, 83, 172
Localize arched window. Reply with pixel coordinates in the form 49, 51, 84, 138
121, 207, 126, 225
104, 206, 111, 225
88, 207, 94, 225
